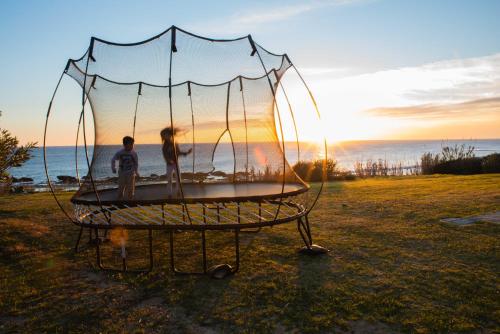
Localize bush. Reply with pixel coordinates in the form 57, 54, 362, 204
293, 159, 353, 182
432, 157, 483, 175
441, 144, 475, 161
353, 159, 412, 177
293, 161, 314, 181
421, 147, 500, 175
0, 112, 37, 183
421, 152, 440, 175
481, 153, 500, 173
421, 144, 477, 175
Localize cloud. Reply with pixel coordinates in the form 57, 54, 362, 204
348, 53, 500, 121
234, 3, 315, 25
366, 97, 500, 120
301, 52, 500, 140
311, 52, 500, 115
299, 67, 352, 76
187, 0, 368, 35
400, 54, 500, 104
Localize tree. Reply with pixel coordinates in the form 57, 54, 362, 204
0, 111, 37, 182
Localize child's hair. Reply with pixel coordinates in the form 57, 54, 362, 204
160, 127, 180, 142
123, 136, 134, 146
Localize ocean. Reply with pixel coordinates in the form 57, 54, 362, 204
10, 139, 500, 184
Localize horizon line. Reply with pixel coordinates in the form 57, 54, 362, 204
41, 138, 500, 147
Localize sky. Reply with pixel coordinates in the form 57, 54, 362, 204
0, 0, 499, 145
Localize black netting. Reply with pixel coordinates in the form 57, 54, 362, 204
52, 27, 324, 209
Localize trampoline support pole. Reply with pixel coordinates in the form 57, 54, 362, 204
148, 229, 154, 272
202, 230, 207, 273
94, 228, 99, 244
96, 235, 103, 269
234, 229, 240, 273
297, 214, 329, 255
297, 217, 310, 247
169, 229, 206, 275
169, 228, 240, 278
168, 230, 176, 272
93, 228, 154, 273
304, 215, 313, 243
74, 226, 84, 253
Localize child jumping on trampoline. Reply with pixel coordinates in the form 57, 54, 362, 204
160, 127, 192, 196
111, 136, 139, 200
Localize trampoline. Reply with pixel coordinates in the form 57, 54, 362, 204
73, 182, 308, 205
44, 26, 328, 277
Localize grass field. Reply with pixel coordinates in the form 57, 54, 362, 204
1, 174, 499, 333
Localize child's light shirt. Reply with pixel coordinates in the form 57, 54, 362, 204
111, 149, 138, 175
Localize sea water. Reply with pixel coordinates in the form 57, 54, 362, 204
10, 139, 500, 184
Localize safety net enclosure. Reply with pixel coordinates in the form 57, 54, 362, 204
44, 26, 328, 275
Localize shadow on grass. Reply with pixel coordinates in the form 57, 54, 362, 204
0, 209, 31, 219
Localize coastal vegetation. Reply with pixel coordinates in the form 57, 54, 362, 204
293, 159, 355, 181
421, 144, 500, 175
352, 144, 500, 177
0, 112, 36, 193
3, 142, 500, 193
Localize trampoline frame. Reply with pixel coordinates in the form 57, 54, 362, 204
44, 26, 329, 277
72, 199, 320, 275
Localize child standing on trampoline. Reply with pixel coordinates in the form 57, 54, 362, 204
161, 127, 191, 196
111, 136, 139, 200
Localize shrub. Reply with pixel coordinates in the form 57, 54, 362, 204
292, 159, 351, 182
421, 145, 500, 175
355, 159, 387, 177
441, 144, 475, 161
421, 152, 440, 175
293, 161, 314, 181
432, 157, 483, 175
353, 159, 412, 177
420, 144, 476, 175
0, 112, 37, 183
481, 153, 500, 173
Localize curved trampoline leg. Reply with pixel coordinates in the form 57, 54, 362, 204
169, 229, 240, 278
74, 226, 84, 253
233, 229, 240, 273
96, 237, 104, 269
93, 228, 154, 273
298, 214, 329, 255
169, 230, 207, 275
88, 227, 102, 246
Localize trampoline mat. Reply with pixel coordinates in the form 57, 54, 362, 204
71, 182, 308, 205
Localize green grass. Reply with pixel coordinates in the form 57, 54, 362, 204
0, 174, 499, 333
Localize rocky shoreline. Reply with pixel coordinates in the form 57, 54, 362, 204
3, 170, 251, 194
